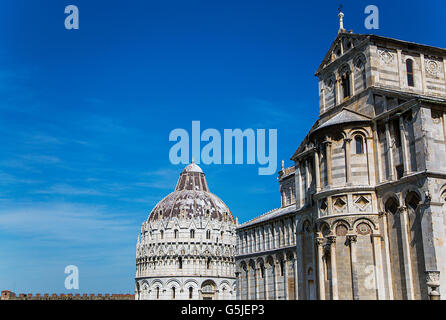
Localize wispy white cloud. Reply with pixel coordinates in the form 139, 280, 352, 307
34, 184, 106, 196
0, 202, 138, 244
21, 154, 61, 164
136, 167, 180, 189
0, 171, 40, 185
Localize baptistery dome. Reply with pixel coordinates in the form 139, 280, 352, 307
135, 163, 237, 300
147, 163, 235, 223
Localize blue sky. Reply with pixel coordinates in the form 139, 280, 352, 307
0, 0, 445, 294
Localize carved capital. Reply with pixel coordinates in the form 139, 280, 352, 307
378, 211, 386, 218
327, 235, 336, 244
425, 270, 441, 300
315, 237, 325, 247
347, 234, 357, 243
424, 191, 432, 203
426, 270, 440, 287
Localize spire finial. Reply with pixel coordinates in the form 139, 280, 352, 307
338, 4, 345, 33
191, 157, 195, 163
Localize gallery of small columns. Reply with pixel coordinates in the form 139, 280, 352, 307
135, 278, 235, 300
236, 250, 298, 300
236, 214, 298, 300
293, 128, 375, 208
237, 217, 296, 255
136, 251, 235, 279
136, 219, 237, 279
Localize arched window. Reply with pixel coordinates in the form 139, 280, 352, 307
172, 287, 176, 299
385, 197, 399, 215
174, 229, 178, 239
189, 287, 193, 299
355, 136, 364, 154
160, 230, 164, 240
190, 230, 195, 239
206, 230, 211, 240
406, 59, 414, 87
406, 192, 421, 211
324, 252, 332, 280
156, 287, 160, 299
178, 257, 183, 269
341, 71, 351, 99
354, 55, 367, 90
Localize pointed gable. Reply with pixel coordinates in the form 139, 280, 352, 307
315, 32, 368, 76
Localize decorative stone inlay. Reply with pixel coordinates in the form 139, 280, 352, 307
425, 59, 441, 77
320, 199, 328, 213
354, 195, 370, 209
356, 223, 372, 235
379, 49, 394, 65
333, 196, 347, 212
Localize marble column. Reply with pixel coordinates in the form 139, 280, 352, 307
296, 232, 304, 300
373, 122, 382, 183
399, 115, 410, 175
344, 138, 352, 184
385, 120, 395, 180
316, 236, 326, 300
347, 234, 359, 300
371, 233, 386, 300
379, 212, 394, 299
274, 261, 280, 300
293, 257, 298, 300
305, 159, 310, 205
235, 271, 240, 300
399, 206, 415, 300
365, 136, 376, 185
314, 147, 321, 192
283, 259, 288, 300
324, 140, 333, 187
328, 235, 338, 300
295, 161, 303, 208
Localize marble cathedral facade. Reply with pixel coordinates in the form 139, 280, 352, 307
235, 14, 446, 300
